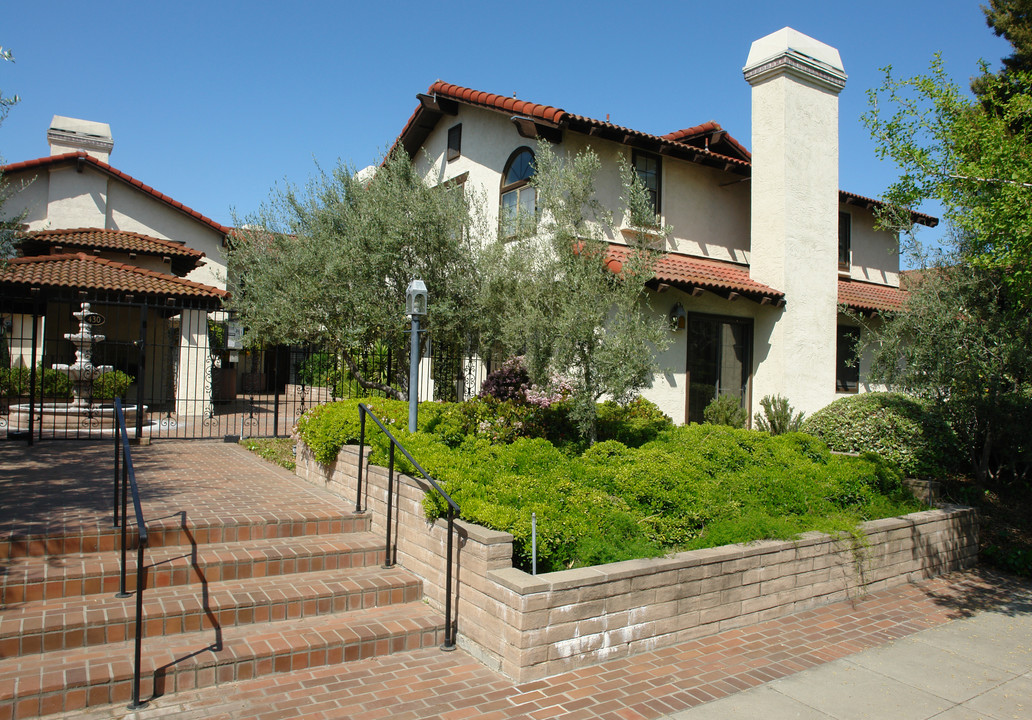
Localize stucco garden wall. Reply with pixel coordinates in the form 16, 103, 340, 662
297, 443, 977, 683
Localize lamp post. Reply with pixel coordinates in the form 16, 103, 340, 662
405, 279, 428, 433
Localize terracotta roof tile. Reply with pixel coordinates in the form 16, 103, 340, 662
21, 227, 205, 258
0, 253, 227, 303
838, 278, 906, 313
1, 152, 231, 236
607, 244, 784, 302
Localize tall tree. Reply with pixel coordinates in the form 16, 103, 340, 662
228, 150, 484, 398
1, 45, 22, 264
862, 29, 1032, 483
483, 141, 669, 444
863, 58, 1032, 304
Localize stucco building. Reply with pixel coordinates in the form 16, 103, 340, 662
392, 27, 936, 423
1, 116, 230, 429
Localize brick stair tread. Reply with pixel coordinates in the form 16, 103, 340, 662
0, 565, 421, 655
1, 531, 385, 593
1, 508, 369, 557
0, 601, 445, 703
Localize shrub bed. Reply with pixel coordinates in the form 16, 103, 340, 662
299, 399, 924, 573
803, 392, 962, 479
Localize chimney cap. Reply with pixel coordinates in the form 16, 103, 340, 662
743, 27, 846, 92
47, 115, 114, 160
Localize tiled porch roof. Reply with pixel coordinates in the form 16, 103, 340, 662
0, 253, 227, 305
838, 277, 906, 313
607, 245, 784, 303
21, 227, 205, 259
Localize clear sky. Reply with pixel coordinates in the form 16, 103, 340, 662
0, 0, 1011, 250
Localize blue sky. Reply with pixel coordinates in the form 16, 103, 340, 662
1, 0, 1011, 250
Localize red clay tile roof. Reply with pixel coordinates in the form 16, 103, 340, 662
838, 278, 906, 313
607, 244, 784, 303
0, 253, 227, 304
661, 122, 752, 161
1, 152, 231, 236
394, 81, 939, 228
392, 81, 751, 173
21, 227, 205, 259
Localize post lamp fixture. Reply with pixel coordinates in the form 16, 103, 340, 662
406, 279, 428, 432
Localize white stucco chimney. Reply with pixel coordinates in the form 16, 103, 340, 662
743, 28, 846, 416
47, 115, 113, 162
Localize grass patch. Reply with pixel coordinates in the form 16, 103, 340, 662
240, 437, 296, 472
297, 399, 926, 574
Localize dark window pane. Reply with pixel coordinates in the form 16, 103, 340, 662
839, 212, 851, 268
836, 325, 860, 392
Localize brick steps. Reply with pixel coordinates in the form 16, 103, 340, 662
0, 601, 445, 717
1, 510, 369, 559
0, 565, 421, 657
1, 531, 385, 604
1, 491, 438, 719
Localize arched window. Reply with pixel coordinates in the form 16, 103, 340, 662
500, 147, 536, 237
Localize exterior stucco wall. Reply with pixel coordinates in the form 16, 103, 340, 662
106, 181, 225, 289
843, 205, 900, 286
2, 169, 50, 228
416, 105, 751, 264
45, 165, 108, 229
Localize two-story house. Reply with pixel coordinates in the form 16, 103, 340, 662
390, 27, 936, 423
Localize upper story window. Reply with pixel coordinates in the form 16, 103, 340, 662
500, 147, 536, 237
839, 211, 851, 271
447, 124, 462, 162
632, 150, 662, 215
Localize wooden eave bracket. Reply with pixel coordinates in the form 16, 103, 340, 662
511, 116, 562, 143
417, 93, 458, 116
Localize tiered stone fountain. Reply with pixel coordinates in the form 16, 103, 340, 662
54, 303, 113, 409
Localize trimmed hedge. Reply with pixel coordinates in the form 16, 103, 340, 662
803, 392, 962, 479
0, 366, 133, 401
299, 399, 924, 573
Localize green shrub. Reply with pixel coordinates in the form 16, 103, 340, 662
297, 398, 925, 573
803, 392, 962, 478
703, 393, 746, 428
754, 394, 805, 435
596, 397, 674, 447
0, 365, 73, 398
90, 370, 134, 401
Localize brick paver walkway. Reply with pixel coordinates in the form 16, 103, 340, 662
4, 440, 1029, 720
37, 568, 1029, 720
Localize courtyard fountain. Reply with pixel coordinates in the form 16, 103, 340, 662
8, 302, 149, 437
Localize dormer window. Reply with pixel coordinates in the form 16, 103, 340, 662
500, 147, 536, 237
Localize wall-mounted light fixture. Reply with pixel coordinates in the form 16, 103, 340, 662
669, 302, 686, 331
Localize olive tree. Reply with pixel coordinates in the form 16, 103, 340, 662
228, 150, 484, 398
482, 140, 669, 444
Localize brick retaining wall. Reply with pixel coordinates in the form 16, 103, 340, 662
297, 443, 978, 682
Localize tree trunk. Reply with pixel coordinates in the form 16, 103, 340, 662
340, 348, 403, 400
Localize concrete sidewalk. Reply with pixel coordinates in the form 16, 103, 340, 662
668, 592, 1032, 720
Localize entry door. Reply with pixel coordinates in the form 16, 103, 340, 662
685, 315, 752, 424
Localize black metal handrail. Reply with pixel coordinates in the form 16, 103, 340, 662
112, 398, 149, 710
356, 403, 459, 650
